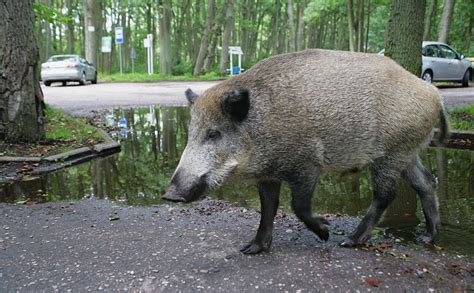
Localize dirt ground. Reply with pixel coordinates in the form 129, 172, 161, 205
0, 198, 472, 291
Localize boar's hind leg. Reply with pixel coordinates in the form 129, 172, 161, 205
241, 179, 281, 254
402, 155, 440, 243
341, 156, 405, 247
289, 171, 330, 242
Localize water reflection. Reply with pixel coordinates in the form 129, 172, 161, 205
0, 106, 473, 255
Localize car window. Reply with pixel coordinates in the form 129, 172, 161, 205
439, 45, 457, 59
422, 45, 440, 58
48, 56, 77, 62
79, 58, 87, 64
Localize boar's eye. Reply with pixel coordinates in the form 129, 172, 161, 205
204, 129, 221, 141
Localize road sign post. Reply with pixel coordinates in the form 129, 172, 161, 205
115, 27, 124, 74
144, 34, 154, 75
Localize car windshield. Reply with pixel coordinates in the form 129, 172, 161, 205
47, 56, 77, 62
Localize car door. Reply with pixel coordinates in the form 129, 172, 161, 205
439, 45, 465, 80
80, 57, 92, 80
422, 45, 445, 80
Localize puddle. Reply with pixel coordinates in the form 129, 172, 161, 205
1, 106, 473, 255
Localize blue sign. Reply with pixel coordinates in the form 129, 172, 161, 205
115, 27, 124, 44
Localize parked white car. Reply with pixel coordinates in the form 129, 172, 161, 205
379, 42, 472, 87
41, 55, 97, 86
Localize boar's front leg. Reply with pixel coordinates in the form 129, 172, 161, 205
240, 179, 281, 254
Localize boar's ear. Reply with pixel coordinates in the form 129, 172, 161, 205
185, 88, 199, 105
222, 89, 250, 122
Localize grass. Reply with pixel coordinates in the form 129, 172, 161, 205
99, 72, 226, 82
0, 106, 103, 157
45, 106, 103, 143
449, 104, 474, 131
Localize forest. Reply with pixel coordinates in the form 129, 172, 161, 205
30, 0, 474, 76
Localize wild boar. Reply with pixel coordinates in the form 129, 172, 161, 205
162, 49, 448, 254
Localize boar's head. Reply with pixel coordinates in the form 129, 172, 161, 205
162, 87, 251, 202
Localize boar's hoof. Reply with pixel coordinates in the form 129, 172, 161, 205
416, 233, 435, 244
161, 192, 186, 202
339, 238, 357, 248
240, 238, 272, 254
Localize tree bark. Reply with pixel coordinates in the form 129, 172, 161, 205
44, 0, 52, 61
219, 0, 233, 75
357, 0, 364, 52
347, 0, 355, 51
287, 0, 296, 52
0, 0, 45, 141
423, 0, 437, 40
84, 0, 98, 66
385, 0, 425, 77
296, 0, 306, 51
193, 0, 216, 75
204, 2, 226, 72
438, 0, 455, 43
158, 0, 172, 75
66, 0, 75, 54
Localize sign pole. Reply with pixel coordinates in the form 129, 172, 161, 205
119, 44, 122, 74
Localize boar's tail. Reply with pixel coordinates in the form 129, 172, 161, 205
437, 104, 449, 145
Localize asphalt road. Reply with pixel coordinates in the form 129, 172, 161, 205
42, 81, 474, 117
42, 81, 221, 116
1, 199, 472, 291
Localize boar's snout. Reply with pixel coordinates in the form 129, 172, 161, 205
161, 171, 208, 203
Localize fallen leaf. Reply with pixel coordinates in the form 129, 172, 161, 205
15, 200, 28, 205
365, 278, 380, 287
108, 215, 120, 221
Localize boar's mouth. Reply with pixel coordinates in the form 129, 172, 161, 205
161, 175, 208, 203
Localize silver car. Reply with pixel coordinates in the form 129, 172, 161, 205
379, 42, 472, 87
421, 41, 471, 87
41, 55, 97, 86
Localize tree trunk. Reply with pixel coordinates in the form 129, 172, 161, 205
347, 0, 355, 51
296, 0, 306, 51
204, 2, 226, 72
158, 0, 172, 75
84, 0, 98, 66
0, 0, 45, 141
194, 0, 216, 75
287, 0, 296, 52
437, 0, 455, 43
267, 0, 281, 55
336, 15, 345, 50
66, 0, 75, 54
385, 0, 425, 77
44, 0, 52, 61
423, 0, 437, 40
357, 0, 364, 52
365, 0, 371, 52
219, 0, 233, 75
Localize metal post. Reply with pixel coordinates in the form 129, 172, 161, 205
119, 44, 123, 74
238, 54, 241, 74
229, 53, 233, 75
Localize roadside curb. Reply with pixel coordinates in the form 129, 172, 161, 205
0, 129, 120, 183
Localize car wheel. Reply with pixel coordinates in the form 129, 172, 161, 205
422, 70, 433, 83
62, 81, 67, 86
462, 70, 470, 87
44, 81, 51, 87
92, 72, 97, 84
79, 72, 86, 85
